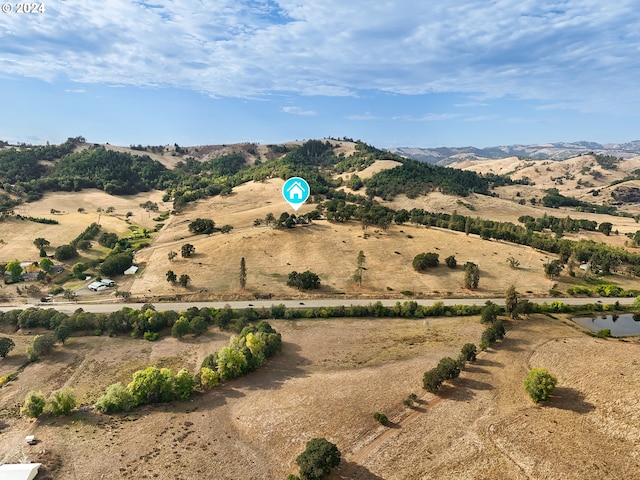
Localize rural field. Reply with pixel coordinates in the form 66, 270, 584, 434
2, 140, 640, 479
1, 314, 639, 479
2, 147, 640, 305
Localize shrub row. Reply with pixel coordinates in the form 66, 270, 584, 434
94, 321, 281, 413
422, 343, 477, 394
21, 387, 76, 418
567, 284, 640, 298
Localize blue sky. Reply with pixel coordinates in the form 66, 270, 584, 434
1, 0, 639, 149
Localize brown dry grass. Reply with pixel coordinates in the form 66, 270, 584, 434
130, 179, 557, 299
0, 190, 166, 264
1, 315, 638, 479
2, 174, 639, 304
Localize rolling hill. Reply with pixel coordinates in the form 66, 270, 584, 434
391, 140, 640, 165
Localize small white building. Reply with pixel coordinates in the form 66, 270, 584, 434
124, 266, 139, 275
0, 463, 42, 480
88, 279, 115, 291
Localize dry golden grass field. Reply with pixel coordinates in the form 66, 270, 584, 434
0, 190, 165, 263
1, 167, 640, 304
1, 314, 639, 479
130, 178, 564, 300
2, 148, 640, 479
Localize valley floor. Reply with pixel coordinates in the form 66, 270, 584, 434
1, 315, 639, 479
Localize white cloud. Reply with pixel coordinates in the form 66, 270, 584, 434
393, 113, 460, 122
346, 112, 380, 121
282, 106, 316, 116
0, 0, 639, 112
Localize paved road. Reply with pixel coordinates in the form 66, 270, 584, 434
0, 296, 636, 314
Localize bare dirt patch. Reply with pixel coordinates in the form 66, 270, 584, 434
1, 315, 638, 479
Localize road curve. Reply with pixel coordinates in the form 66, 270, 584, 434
0, 296, 635, 314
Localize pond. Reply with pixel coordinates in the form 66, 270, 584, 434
572, 313, 640, 337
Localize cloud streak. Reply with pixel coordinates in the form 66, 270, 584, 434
282, 106, 316, 116
0, 0, 638, 114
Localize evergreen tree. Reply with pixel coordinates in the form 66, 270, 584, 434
353, 250, 366, 287
240, 257, 247, 290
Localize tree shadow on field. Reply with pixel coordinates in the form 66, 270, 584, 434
457, 377, 494, 391
463, 365, 489, 374
381, 420, 401, 429
447, 387, 476, 402
495, 337, 528, 352
330, 461, 384, 479
550, 387, 595, 414
474, 358, 504, 368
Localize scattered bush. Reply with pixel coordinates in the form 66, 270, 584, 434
524, 368, 557, 403
143, 331, 159, 341
94, 383, 135, 414
373, 412, 388, 424
460, 343, 477, 362
47, 387, 76, 415
20, 391, 46, 418
423, 368, 444, 393
444, 255, 457, 268
199, 367, 219, 389
436, 357, 460, 380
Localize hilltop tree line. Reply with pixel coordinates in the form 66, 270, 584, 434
0, 138, 519, 217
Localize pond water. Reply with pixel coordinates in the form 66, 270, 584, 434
572, 313, 640, 337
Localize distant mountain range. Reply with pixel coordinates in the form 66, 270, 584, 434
390, 140, 640, 166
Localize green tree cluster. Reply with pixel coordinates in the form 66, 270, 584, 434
99, 252, 133, 276
20, 391, 46, 418
47, 387, 77, 415
480, 320, 506, 349
188, 218, 215, 234
96, 321, 282, 413
181, 243, 195, 258
0, 337, 15, 357
413, 252, 439, 271
54, 244, 78, 261
26, 333, 56, 362
287, 271, 321, 290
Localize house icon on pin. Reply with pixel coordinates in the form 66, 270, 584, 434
286, 181, 305, 201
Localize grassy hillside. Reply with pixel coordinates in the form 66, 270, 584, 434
1, 138, 640, 303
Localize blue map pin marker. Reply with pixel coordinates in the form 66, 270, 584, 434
282, 176, 310, 211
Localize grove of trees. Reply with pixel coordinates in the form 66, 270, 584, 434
96, 321, 282, 413
412, 252, 439, 271
287, 271, 321, 290
188, 218, 215, 234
